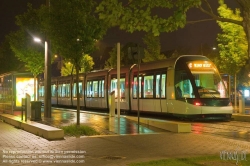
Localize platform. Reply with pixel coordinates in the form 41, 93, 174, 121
126, 116, 191, 133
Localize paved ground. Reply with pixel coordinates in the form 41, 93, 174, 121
0, 108, 250, 166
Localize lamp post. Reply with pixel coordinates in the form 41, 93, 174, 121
34, 37, 51, 118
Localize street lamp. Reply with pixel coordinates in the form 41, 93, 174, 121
34, 37, 51, 118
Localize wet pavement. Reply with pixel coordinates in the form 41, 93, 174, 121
1, 108, 250, 166
13, 108, 167, 136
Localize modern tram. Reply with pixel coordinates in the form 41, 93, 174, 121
38, 55, 233, 120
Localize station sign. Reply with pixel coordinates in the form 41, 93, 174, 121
187, 61, 213, 69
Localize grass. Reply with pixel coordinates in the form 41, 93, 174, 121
128, 155, 250, 166
60, 124, 100, 137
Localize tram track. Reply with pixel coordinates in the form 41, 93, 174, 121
191, 121, 250, 142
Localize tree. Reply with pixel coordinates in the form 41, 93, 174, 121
97, 0, 250, 59
215, 2, 248, 105
142, 32, 166, 62
97, 0, 201, 36
61, 54, 95, 76
0, 38, 24, 74
8, 31, 44, 77
104, 42, 138, 68
7, 4, 49, 101
196, 0, 250, 61
47, 0, 107, 125
216, 2, 248, 75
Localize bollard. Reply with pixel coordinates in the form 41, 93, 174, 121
21, 98, 26, 121
239, 95, 245, 114
109, 91, 115, 117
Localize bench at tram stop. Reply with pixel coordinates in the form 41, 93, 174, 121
126, 116, 191, 133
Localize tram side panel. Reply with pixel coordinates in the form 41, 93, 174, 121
85, 70, 109, 109
130, 64, 168, 113
108, 67, 130, 111
51, 80, 58, 105
72, 76, 85, 107
166, 67, 202, 115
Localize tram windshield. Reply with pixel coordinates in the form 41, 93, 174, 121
175, 60, 228, 99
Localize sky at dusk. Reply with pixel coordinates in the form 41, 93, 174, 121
0, 0, 239, 54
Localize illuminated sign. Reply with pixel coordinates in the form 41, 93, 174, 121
188, 61, 212, 69
16, 78, 36, 107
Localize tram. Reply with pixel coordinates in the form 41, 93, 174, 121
38, 55, 233, 120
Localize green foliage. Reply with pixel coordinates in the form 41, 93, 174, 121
61, 54, 94, 76
47, 0, 107, 125
128, 155, 250, 166
216, 0, 248, 76
7, 4, 46, 76
104, 43, 138, 68
8, 30, 44, 76
105, 45, 124, 68
48, 0, 107, 69
61, 62, 74, 76
142, 32, 166, 62
96, 0, 201, 36
60, 124, 100, 136
0, 38, 24, 74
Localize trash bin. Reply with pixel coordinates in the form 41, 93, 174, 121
30, 101, 42, 121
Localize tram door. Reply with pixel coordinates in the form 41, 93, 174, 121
131, 72, 167, 113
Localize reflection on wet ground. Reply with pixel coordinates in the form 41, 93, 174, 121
192, 122, 250, 142
14, 108, 167, 135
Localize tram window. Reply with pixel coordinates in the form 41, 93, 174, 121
61, 84, 66, 97
73, 83, 76, 97
79, 82, 83, 97
51, 84, 56, 97
73, 82, 83, 98
110, 78, 125, 98
58, 84, 62, 97
175, 70, 194, 98
194, 73, 223, 98
86, 81, 92, 97
161, 74, 166, 98
99, 80, 104, 97
144, 75, 154, 98
65, 83, 70, 97
39, 85, 44, 97
133, 76, 142, 98
93, 81, 98, 97
156, 74, 166, 98
120, 79, 125, 98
